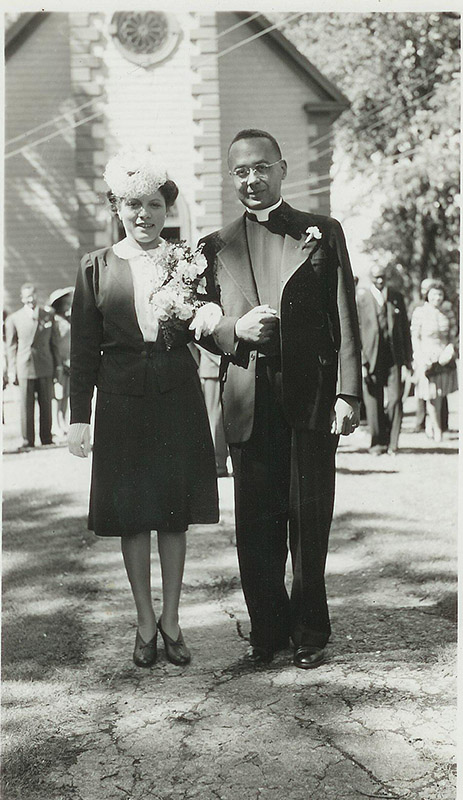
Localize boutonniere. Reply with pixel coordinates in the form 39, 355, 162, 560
303, 226, 322, 248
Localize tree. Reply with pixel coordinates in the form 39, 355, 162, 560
283, 12, 460, 301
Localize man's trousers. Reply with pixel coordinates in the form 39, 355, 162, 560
229, 362, 338, 652
363, 364, 403, 451
18, 377, 53, 447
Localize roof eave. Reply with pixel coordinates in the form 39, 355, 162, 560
5, 12, 48, 56
234, 12, 350, 110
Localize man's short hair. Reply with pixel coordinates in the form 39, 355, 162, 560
369, 265, 387, 278
228, 129, 282, 159
20, 283, 36, 295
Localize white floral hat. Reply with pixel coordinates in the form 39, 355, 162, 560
104, 147, 168, 198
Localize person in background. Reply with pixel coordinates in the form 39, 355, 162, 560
68, 148, 220, 669
411, 280, 458, 442
356, 265, 412, 455
3, 311, 9, 424
412, 278, 449, 434
48, 287, 74, 436
198, 348, 229, 477
5, 283, 60, 450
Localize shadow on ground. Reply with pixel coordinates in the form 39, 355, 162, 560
2, 441, 458, 800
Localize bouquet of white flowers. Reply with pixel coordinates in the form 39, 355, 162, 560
149, 241, 220, 348
149, 241, 207, 319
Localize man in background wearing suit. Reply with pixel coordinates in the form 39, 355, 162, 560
6, 283, 60, 449
201, 129, 362, 669
356, 266, 412, 454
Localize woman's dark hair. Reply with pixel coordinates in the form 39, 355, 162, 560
159, 179, 179, 208
107, 179, 179, 214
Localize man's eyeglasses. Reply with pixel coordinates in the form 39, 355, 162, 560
229, 159, 283, 181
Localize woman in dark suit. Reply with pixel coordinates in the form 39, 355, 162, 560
68, 148, 220, 668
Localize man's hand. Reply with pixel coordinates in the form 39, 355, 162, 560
235, 305, 279, 345
68, 423, 92, 458
330, 396, 360, 436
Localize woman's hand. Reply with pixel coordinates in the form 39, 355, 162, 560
68, 423, 92, 458
438, 343, 455, 366
189, 303, 223, 340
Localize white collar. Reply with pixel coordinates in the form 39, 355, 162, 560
113, 236, 167, 260
247, 198, 283, 222
370, 284, 387, 306
23, 305, 39, 318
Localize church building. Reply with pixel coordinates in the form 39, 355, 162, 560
5, 11, 349, 310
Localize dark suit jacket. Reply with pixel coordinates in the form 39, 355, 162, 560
356, 286, 412, 374
200, 203, 362, 443
6, 305, 60, 380
70, 247, 203, 424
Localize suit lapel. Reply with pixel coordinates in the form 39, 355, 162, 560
105, 249, 144, 341
23, 306, 39, 346
385, 289, 395, 335
280, 207, 320, 298
280, 235, 308, 299
217, 216, 259, 309
216, 206, 321, 310
33, 308, 46, 344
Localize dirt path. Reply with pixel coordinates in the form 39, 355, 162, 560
2, 398, 458, 800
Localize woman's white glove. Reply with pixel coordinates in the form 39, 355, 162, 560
438, 342, 455, 366
189, 303, 223, 341
68, 422, 92, 458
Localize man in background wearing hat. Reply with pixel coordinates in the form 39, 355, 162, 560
6, 283, 61, 449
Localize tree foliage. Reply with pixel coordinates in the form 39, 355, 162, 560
284, 12, 460, 301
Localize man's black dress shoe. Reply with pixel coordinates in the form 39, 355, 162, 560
368, 444, 387, 455
18, 440, 34, 451
293, 646, 325, 669
133, 628, 158, 668
247, 646, 274, 665
158, 619, 191, 665
247, 639, 289, 666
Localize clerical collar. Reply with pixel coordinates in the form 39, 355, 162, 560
246, 198, 283, 222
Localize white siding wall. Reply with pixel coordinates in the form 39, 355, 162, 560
101, 13, 197, 242
217, 12, 331, 224
4, 14, 78, 311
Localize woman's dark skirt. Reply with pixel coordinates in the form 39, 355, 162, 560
88, 349, 219, 536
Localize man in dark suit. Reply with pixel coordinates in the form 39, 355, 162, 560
6, 283, 60, 449
201, 129, 362, 668
356, 266, 412, 454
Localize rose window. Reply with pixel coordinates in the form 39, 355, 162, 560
110, 12, 181, 67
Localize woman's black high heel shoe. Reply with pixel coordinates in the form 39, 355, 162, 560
133, 628, 158, 668
158, 618, 191, 665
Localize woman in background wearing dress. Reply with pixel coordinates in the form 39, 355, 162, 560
48, 287, 73, 435
68, 148, 221, 668
411, 280, 458, 442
